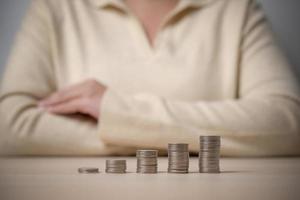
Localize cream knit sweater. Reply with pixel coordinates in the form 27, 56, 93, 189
1, 0, 300, 156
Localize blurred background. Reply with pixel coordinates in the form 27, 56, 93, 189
0, 0, 300, 76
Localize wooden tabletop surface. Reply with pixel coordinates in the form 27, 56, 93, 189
0, 156, 299, 200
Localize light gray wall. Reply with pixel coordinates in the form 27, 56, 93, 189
0, 0, 300, 76
0, 0, 30, 75
260, 0, 300, 76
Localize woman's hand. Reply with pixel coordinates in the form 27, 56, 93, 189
39, 79, 107, 120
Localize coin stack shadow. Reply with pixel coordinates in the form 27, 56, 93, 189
105, 160, 126, 173
199, 136, 221, 173
136, 150, 158, 174
168, 144, 189, 173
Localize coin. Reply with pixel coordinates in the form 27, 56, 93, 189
78, 167, 99, 174
136, 150, 158, 157
168, 143, 189, 152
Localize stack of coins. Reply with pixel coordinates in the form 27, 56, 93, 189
199, 136, 221, 173
105, 160, 126, 174
136, 150, 158, 173
168, 144, 189, 173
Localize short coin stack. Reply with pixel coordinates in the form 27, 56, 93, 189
105, 160, 126, 174
199, 136, 221, 173
168, 144, 189, 173
136, 150, 158, 174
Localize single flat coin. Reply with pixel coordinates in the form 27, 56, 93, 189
78, 167, 99, 174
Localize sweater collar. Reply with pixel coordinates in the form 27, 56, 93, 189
90, 0, 216, 10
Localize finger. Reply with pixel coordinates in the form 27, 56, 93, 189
46, 99, 84, 115
39, 79, 100, 107
40, 92, 78, 107
40, 84, 84, 106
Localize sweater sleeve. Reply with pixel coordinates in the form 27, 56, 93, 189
0, 0, 135, 155
98, 0, 300, 156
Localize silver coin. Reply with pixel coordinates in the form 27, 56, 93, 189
105, 170, 126, 174
168, 161, 189, 165
201, 140, 220, 142
200, 140, 221, 143
136, 166, 157, 169
137, 167, 158, 173
200, 136, 221, 140
168, 169, 189, 174
168, 164, 189, 167
168, 144, 189, 152
78, 167, 99, 174
106, 160, 126, 165
168, 152, 190, 156
136, 150, 158, 157
137, 165, 157, 168
168, 160, 189, 164
200, 145, 220, 148
106, 166, 126, 169
137, 161, 157, 166
168, 159, 189, 163
137, 157, 157, 162
137, 169, 157, 174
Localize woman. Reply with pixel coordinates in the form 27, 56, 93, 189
0, 0, 300, 156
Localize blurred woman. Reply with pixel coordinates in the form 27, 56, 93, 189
0, 0, 300, 156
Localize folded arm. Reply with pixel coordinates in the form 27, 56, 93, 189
0, 0, 134, 155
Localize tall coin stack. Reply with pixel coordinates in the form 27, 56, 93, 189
168, 144, 189, 173
199, 136, 221, 173
136, 150, 158, 174
105, 160, 126, 174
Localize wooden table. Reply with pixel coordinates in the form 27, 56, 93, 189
0, 157, 299, 200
